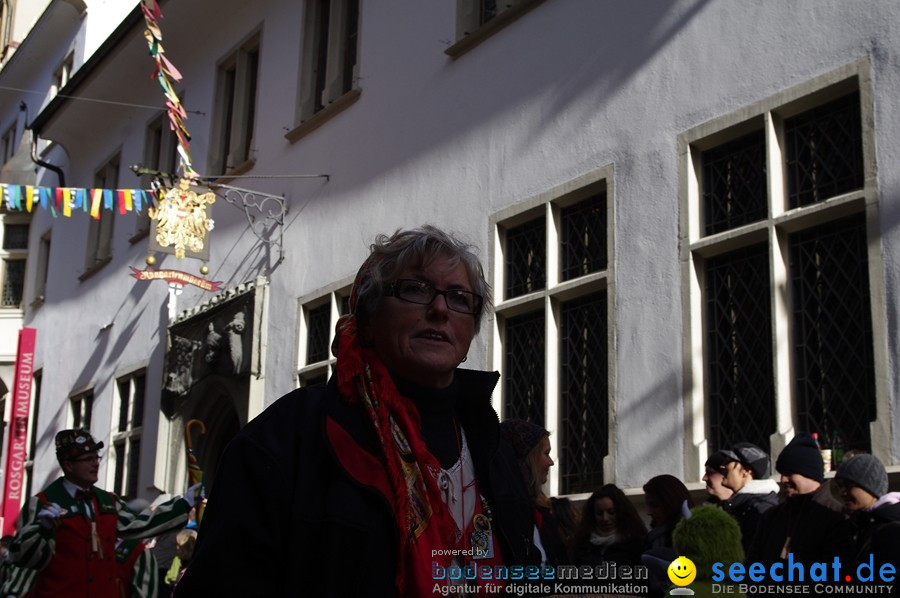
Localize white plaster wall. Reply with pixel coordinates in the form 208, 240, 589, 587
13, 0, 900, 493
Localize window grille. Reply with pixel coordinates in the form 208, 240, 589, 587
702, 130, 767, 235
786, 92, 863, 208
561, 192, 606, 281
705, 244, 775, 453
71, 393, 93, 431
559, 292, 607, 494
504, 310, 545, 425
791, 213, 874, 452
113, 373, 145, 500
306, 303, 331, 364
2, 223, 28, 249
505, 217, 546, 299
1, 259, 24, 307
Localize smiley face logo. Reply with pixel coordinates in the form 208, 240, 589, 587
667, 556, 696, 586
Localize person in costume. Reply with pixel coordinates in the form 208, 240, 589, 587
573, 484, 646, 568
499, 419, 568, 566
176, 226, 540, 597
6, 429, 197, 598
667, 504, 746, 598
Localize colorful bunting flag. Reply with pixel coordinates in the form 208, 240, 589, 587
2, 184, 156, 219
141, 0, 196, 179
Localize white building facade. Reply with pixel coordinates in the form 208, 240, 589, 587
0, 0, 898, 509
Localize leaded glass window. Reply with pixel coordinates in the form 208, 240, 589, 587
496, 174, 612, 494
561, 192, 606, 281
791, 213, 874, 452
702, 130, 767, 235
504, 310, 545, 425
705, 244, 775, 453
1, 258, 24, 307
505, 217, 546, 299
559, 292, 607, 494
306, 303, 331, 364
786, 92, 863, 209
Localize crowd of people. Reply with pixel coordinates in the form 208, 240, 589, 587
2, 226, 896, 597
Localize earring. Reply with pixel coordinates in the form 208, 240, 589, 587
461, 356, 467, 362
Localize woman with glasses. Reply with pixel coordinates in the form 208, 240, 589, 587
177, 226, 539, 597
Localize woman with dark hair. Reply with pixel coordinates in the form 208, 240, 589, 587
573, 484, 647, 567
642, 474, 694, 551
641, 474, 695, 598
499, 419, 568, 566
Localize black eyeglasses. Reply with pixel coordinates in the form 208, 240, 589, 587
68, 455, 102, 463
385, 279, 483, 315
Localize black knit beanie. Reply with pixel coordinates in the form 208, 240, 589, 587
775, 433, 824, 483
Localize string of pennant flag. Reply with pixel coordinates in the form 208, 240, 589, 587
2, 183, 156, 218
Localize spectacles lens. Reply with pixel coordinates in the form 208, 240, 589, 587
446, 290, 477, 313
396, 280, 433, 303
392, 280, 482, 314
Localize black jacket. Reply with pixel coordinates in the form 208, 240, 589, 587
747, 482, 849, 567
722, 480, 779, 552
847, 498, 900, 573
175, 370, 539, 597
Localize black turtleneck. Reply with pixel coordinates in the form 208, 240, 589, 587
395, 377, 461, 469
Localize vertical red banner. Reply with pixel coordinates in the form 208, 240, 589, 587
2, 327, 37, 537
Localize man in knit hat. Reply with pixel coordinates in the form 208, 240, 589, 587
835, 454, 900, 588
748, 433, 848, 567
715, 442, 779, 552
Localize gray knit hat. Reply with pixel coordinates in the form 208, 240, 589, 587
835, 454, 888, 498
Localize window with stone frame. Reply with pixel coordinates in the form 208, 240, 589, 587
82, 156, 118, 277
0, 0, 15, 61
492, 170, 612, 495
70, 390, 93, 432
1, 124, 15, 165
136, 111, 180, 240
447, 0, 546, 58
682, 70, 880, 467
290, 0, 360, 140
111, 371, 146, 499
51, 52, 74, 98
1, 219, 27, 308
297, 285, 351, 387
24, 368, 40, 500
210, 33, 259, 177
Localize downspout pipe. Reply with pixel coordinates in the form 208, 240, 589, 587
21, 101, 65, 187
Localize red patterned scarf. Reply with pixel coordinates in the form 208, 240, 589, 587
332, 261, 460, 595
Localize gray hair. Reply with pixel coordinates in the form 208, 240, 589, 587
353, 225, 492, 332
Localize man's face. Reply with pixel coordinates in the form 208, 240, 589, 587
779, 472, 820, 497
721, 460, 751, 492
62, 451, 100, 487
703, 467, 734, 501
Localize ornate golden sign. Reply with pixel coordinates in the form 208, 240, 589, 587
149, 178, 215, 259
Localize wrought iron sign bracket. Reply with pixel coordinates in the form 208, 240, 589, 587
209, 183, 288, 262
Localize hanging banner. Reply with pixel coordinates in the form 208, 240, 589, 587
129, 267, 222, 291
2, 183, 154, 219
2, 327, 37, 537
